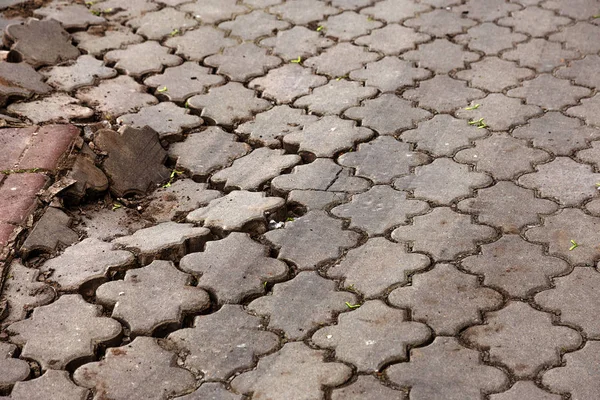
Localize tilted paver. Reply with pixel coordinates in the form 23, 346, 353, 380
8, 93, 94, 124
42, 55, 117, 92
34, 3, 105, 29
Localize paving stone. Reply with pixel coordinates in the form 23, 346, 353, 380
34, 3, 105, 30
405, 9, 476, 36
39, 237, 134, 291
76, 75, 158, 117
18, 124, 80, 171
0, 126, 33, 171
264, 211, 360, 270
104, 41, 182, 78
513, 112, 600, 156
117, 102, 203, 142
331, 186, 429, 236
90, 0, 158, 20
402, 39, 479, 74
7, 294, 121, 370
8, 93, 94, 124
8, 370, 89, 400
355, 24, 429, 55
462, 301, 582, 378
177, 383, 242, 400
498, 6, 571, 37
144, 180, 221, 223
391, 207, 496, 260
169, 127, 250, 180
179, 233, 287, 304
587, 198, 600, 216
180, 0, 248, 24
490, 381, 561, 400
21, 207, 78, 256
454, 0, 521, 21
295, 80, 377, 115
93, 126, 169, 197
0, 173, 48, 225
403, 75, 485, 113
95, 260, 209, 336
231, 342, 352, 399
331, 0, 371, 9
164, 26, 238, 61
349, 57, 430, 93
0, 62, 51, 105
549, 22, 600, 54
127, 8, 197, 40
41, 54, 116, 91
519, 157, 600, 206
144, 62, 224, 102
186, 191, 285, 234
394, 158, 492, 205
0, 341, 29, 390
502, 38, 579, 73
204, 43, 281, 82
320, 11, 382, 41
78, 207, 145, 242
567, 94, 600, 127
542, 341, 600, 399
112, 222, 210, 265
577, 141, 600, 170
556, 55, 600, 89
338, 136, 430, 184
211, 147, 300, 190
455, 23, 527, 55
260, 26, 334, 61
455, 134, 550, 180
389, 263, 503, 335
327, 237, 429, 298
507, 75, 591, 110
458, 182, 558, 234
187, 82, 271, 126
304, 42, 379, 77
359, 0, 430, 23
5, 19, 79, 68
245, 0, 281, 6
455, 93, 542, 131
73, 337, 196, 400
386, 337, 508, 400
271, 158, 370, 195
331, 375, 406, 400
542, 0, 597, 19
218, 10, 290, 40
72, 29, 144, 57
155, 0, 193, 5
61, 154, 108, 204
456, 57, 534, 92
287, 190, 349, 211
400, 115, 487, 157
270, 0, 338, 24
236, 105, 318, 148
283, 115, 374, 158
248, 64, 327, 104
313, 300, 431, 372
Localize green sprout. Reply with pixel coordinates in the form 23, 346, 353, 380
157, 86, 168, 93
316, 25, 324, 32
464, 103, 480, 110
112, 203, 122, 211
345, 302, 360, 309
163, 170, 183, 188
593, 14, 600, 18
569, 240, 579, 251
468, 117, 487, 129
290, 56, 302, 64
336, 75, 349, 81
90, 9, 101, 15
170, 29, 180, 37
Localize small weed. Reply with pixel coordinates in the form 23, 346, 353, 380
367, 16, 374, 21
170, 29, 180, 37
569, 240, 578, 251
316, 25, 324, 32
290, 56, 302, 64
157, 86, 168, 93
336, 75, 349, 81
464, 103, 480, 110
163, 170, 183, 188
112, 203, 122, 211
286, 217, 295, 222
345, 302, 360, 309
468, 118, 487, 129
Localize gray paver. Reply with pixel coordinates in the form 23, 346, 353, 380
104, 41, 182, 78
164, 26, 238, 61
260, 26, 334, 61
9, 370, 89, 400
127, 7, 197, 40
21, 207, 78, 256
577, 141, 600, 169
144, 180, 221, 223
355, 24, 429, 55
331, 376, 406, 400
455, 23, 527, 55
180, 0, 248, 24
403, 75, 485, 113
62, 154, 109, 204
402, 39, 479, 74
304, 42, 379, 77
204, 42, 281, 82
567, 93, 600, 127
34, 3, 105, 30
177, 383, 242, 400
320, 11, 382, 41
556, 55, 600, 89
503, 38, 579, 73
462, 301, 582, 378
0, 62, 51, 104
144, 62, 224, 102
456, 57, 534, 92
549, 22, 600, 54
0, 342, 29, 390
360, 0, 430, 23
295, 80, 377, 115
454, 0, 521, 21
287, 190, 349, 211
404, 9, 476, 36
331, 0, 371, 9
349, 57, 431, 93
42, 54, 117, 92
90, 0, 158, 20
507, 75, 591, 110
498, 6, 571, 37
455, 93, 542, 131
270, 0, 338, 24
218, 10, 290, 40
249, 64, 327, 104
8, 93, 93, 124
490, 381, 561, 400
72, 29, 143, 57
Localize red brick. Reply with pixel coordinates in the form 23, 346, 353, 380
0, 126, 37, 171
0, 173, 48, 224
0, 222, 15, 246
19, 124, 80, 171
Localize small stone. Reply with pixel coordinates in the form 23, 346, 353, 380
104, 41, 182, 77
270, 0, 338, 24
164, 26, 238, 61
0, 342, 29, 390
403, 75, 485, 113
8, 93, 94, 124
177, 383, 242, 400
204, 42, 281, 82
218, 10, 290, 40
331, 375, 406, 400
72, 29, 144, 57
249, 64, 327, 104
295, 80, 377, 115
34, 3, 105, 30
455, 93, 542, 131
549, 22, 600, 54
42, 54, 116, 91
360, 0, 430, 23
456, 23, 527, 55
304, 43, 379, 77
456, 57, 534, 92
144, 62, 224, 102
0, 62, 51, 105
260, 26, 333, 61
490, 381, 561, 400
180, 0, 247, 24
402, 38, 479, 74
503, 38, 579, 73
21, 207, 78, 256
349, 57, 431, 93
567, 94, 600, 127
127, 8, 197, 40
9, 370, 89, 400
498, 6, 571, 37
355, 24, 430, 55
507, 75, 591, 110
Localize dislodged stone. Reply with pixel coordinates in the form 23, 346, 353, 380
8, 93, 94, 124
164, 26, 238, 61
231, 342, 352, 399
169, 305, 279, 380
5, 19, 79, 67
456, 57, 534, 92
331, 186, 429, 236
313, 300, 430, 372
260, 26, 334, 61
356, 24, 429, 55
0, 342, 29, 390
0, 62, 51, 105
503, 38, 579, 73
177, 383, 242, 400
304, 43, 379, 77
549, 22, 600, 54
187, 82, 271, 126
386, 337, 508, 400
41, 55, 116, 91
349, 57, 431, 93
389, 264, 503, 335
327, 237, 430, 298
249, 64, 327, 104
462, 301, 582, 378
9, 370, 89, 400
62, 154, 109, 204
294, 79, 377, 115
403, 75, 485, 113
498, 6, 571, 37
218, 10, 290, 40
96, 260, 210, 336
90, 0, 158, 20
93, 126, 169, 197
143, 62, 224, 102
211, 147, 300, 190
331, 376, 406, 400
112, 221, 210, 265
76, 75, 158, 117
117, 102, 203, 142
204, 42, 281, 82
392, 207, 497, 260
72, 29, 143, 56
34, 3, 105, 29
39, 238, 134, 292
360, 0, 430, 23
456, 23, 527, 55
104, 41, 182, 78
73, 337, 196, 400
270, 0, 338, 24
567, 94, 600, 127
144, 180, 221, 223
264, 211, 360, 270
490, 381, 561, 400
180, 0, 247, 24
404, 9, 476, 36
127, 7, 197, 40
21, 207, 78, 256
507, 75, 591, 110
180, 233, 287, 304
402, 39, 479, 73
7, 294, 122, 370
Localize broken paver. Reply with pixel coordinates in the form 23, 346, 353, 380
127, 7, 197, 40
503, 38, 579, 73
8, 93, 94, 124
104, 41, 182, 77
349, 57, 431, 93
143, 62, 224, 102
455, 0, 520, 21
455, 93, 542, 131
507, 74, 591, 110
455, 23, 527, 55
556, 54, 600, 89
90, 0, 158, 20
359, 0, 430, 23
456, 57, 534, 92
567, 94, 600, 127
260, 26, 334, 60
295, 79, 377, 115
164, 26, 238, 61
405, 9, 476, 36
177, 383, 242, 400
320, 11, 382, 41
0, 342, 30, 390
498, 6, 571, 37
21, 207, 78, 256
8, 370, 89, 400
179, 0, 247, 24
549, 22, 600, 54
249, 64, 327, 104
62, 154, 109, 204
577, 141, 600, 170
204, 42, 281, 82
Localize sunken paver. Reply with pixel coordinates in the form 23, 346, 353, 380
0, 173, 48, 226
42, 55, 117, 92
218, 10, 290, 40
169, 305, 280, 380
95, 260, 210, 336
249, 64, 328, 104
507, 75, 591, 110
349, 57, 431, 93
260, 26, 334, 60
455, 93, 542, 131
0, 342, 29, 390
8, 93, 94, 124
20, 207, 79, 256
143, 62, 224, 102
270, 0, 338, 24
72, 29, 144, 56
104, 41, 182, 77
204, 42, 281, 82
389, 264, 503, 335
177, 383, 242, 400
331, 376, 406, 400
304, 42, 379, 77
7, 294, 122, 370
319, 11, 382, 41
8, 370, 89, 400
164, 26, 238, 61
355, 24, 430, 55
503, 39, 579, 73
403, 75, 485, 113
312, 300, 431, 372
402, 39, 479, 73
73, 337, 196, 400
490, 381, 561, 400
0, 62, 51, 105
34, 3, 105, 30
179, 233, 287, 304
127, 7, 197, 40
294, 80, 377, 115
248, 271, 357, 339
462, 301, 582, 378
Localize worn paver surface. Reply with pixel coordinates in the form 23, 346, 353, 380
1, 0, 599, 399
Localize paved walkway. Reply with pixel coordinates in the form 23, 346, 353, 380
1, 0, 600, 399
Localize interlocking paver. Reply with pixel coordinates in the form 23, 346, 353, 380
349, 57, 431, 93
260, 26, 334, 61
455, 23, 527, 55
462, 301, 582, 378
498, 6, 571, 37
0, 342, 29, 390
502, 38, 579, 73
331, 376, 406, 400
391, 207, 497, 260
507, 75, 591, 110
454, 0, 521, 21
456, 57, 534, 92
360, 0, 430, 23
42, 54, 116, 92
8, 93, 94, 124
402, 39, 479, 74
577, 141, 600, 169
405, 9, 476, 36
249, 64, 327, 104
567, 93, 600, 127
403, 75, 485, 113
204, 43, 281, 82
0, 62, 51, 105
34, 3, 105, 29
179, 233, 287, 304
295, 80, 377, 115
304, 42, 379, 77
549, 22, 600, 54
177, 383, 242, 400
144, 180, 221, 223
556, 55, 600, 89
320, 11, 382, 41
180, 0, 248, 24
127, 7, 197, 40
72, 29, 144, 56
90, 0, 158, 20
355, 24, 429, 55
143, 62, 224, 102
164, 26, 238, 61
8, 370, 89, 400
490, 382, 561, 400
270, 0, 338, 24
218, 10, 290, 40
331, 0, 371, 10
104, 41, 182, 78
455, 93, 542, 131
287, 190, 349, 211
20, 206, 78, 256
169, 305, 280, 380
